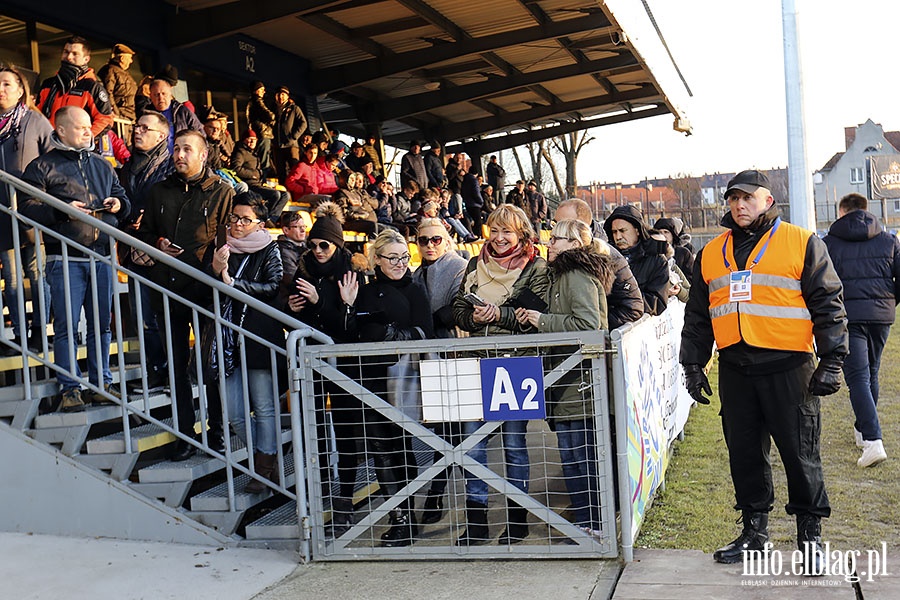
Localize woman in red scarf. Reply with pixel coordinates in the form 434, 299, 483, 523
450, 204, 548, 546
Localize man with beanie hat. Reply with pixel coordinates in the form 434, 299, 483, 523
246, 81, 275, 177
604, 204, 670, 315
232, 129, 289, 222
680, 169, 848, 573
272, 85, 307, 182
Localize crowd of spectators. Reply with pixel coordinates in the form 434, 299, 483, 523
0, 37, 702, 539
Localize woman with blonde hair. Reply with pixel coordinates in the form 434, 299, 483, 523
515, 218, 613, 536
340, 228, 434, 546
451, 203, 549, 545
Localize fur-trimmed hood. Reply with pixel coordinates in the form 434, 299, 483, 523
549, 246, 614, 290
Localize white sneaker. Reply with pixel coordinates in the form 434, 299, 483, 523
858, 439, 887, 468
855, 428, 864, 449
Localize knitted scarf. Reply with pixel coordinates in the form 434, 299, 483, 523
473, 243, 535, 306
226, 228, 272, 254
0, 103, 28, 147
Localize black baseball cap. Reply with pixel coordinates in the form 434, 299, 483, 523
724, 170, 770, 199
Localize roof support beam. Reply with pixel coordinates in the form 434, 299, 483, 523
168, 0, 345, 49
367, 54, 638, 122
458, 104, 670, 155
310, 14, 610, 94
429, 85, 659, 141
301, 13, 392, 59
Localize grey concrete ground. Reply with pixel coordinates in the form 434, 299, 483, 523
6, 532, 898, 600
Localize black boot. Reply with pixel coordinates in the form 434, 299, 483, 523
330, 497, 354, 536
498, 503, 530, 545
713, 511, 769, 564
456, 500, 490, 546
797, 514, 825, 577
380, 508, 418, 547
420, 490, 444, 525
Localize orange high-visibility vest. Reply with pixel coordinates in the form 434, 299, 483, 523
701, 220, 814, 353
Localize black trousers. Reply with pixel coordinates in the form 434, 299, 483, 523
718, 356, 830, 518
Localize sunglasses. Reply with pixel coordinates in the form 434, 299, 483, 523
307, 240, 333, 251
417, 235, 444, 246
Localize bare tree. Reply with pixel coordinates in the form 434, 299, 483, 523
525, 141, 544, 191
550, 131, 595, 197
511, 146, 527, 182
540, 143, 566, 201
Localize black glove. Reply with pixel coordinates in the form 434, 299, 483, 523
682, 364, 712, 405
808, 355, 843, 396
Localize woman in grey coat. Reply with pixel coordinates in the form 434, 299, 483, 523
0, 65, 53, 355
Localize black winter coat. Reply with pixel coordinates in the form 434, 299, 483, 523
20, 139, 131, 258
424, 151, 445, 189
292, 248, 359, 343
231, 143, 263, 185
246, 96, 275, 139
605, 243, 645, 329
824, 209, 900, 324
274, 101, 307, 149
349, 268, 434, 344
224, 240, 283, 370
681, 207, 849, 369
621, 238, 670, 316
137, 170, 233, 305
118, 140, 174, 224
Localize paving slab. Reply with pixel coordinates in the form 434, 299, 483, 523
254, 559, 621, 600
613, 548, 899, 599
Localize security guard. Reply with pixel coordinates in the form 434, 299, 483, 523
680, 170, 848, 573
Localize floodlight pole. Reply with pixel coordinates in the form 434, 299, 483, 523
782, 0, 815, 231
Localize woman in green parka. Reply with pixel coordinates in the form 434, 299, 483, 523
515, 218, 613, 536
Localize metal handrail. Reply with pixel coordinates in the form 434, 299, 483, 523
0, 167, 332, 519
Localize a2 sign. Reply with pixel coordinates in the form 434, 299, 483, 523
479, 357, 546, 421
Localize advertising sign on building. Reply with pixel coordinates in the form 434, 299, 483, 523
870, 155, 900, 200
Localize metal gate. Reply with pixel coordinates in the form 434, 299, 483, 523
291, 331, 618, 560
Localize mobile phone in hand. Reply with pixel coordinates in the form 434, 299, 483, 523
168, 242, 184, 252
463, 292, 487, 307
216, 224, 227, 249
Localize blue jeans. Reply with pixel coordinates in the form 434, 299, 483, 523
127, 265, 166, 370
225, 368, 278, 455
462, 419, 529, 506
556, 419, 601, 530
843, 323, 890, 441
1, 245, 50, 333
46, 259, 113, 391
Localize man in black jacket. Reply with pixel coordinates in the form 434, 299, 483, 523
555, 199, 643, 328
272, 86, 307, 182
139, 129, 233, 460
21, 106, 131, 412
824, 192, 900, 468
681, 170, 848, 573
118, 110, 174, 390
603, 204, 670, 315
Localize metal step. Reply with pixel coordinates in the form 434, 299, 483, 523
86, 418, 176, 455
244, 501, 300, 540
0, 379, 59, 403
137, 428, 292, 483
129, 480, 193, 507
33, 390, 172, 429
190, 452, 296, 512
75, 452, 140, 481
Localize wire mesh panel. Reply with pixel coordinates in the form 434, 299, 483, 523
296, 331, 618, 560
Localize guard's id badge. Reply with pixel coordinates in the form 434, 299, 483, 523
729, 270, 752, 302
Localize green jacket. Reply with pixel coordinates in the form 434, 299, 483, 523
540, 246, 613, 421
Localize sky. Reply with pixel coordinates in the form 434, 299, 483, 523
576, 0, 900, 185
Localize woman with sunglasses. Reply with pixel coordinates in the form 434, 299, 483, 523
340, 228, 434, 546
451, 204, 549, 546
210, 192, 284, 493
514, 219, 613, 537
410, 218, 467, 526
287, 201, 366, 533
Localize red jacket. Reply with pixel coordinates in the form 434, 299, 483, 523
37, 67, 115, 137
315, 157, 338, 195
285, 161, 318, 199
